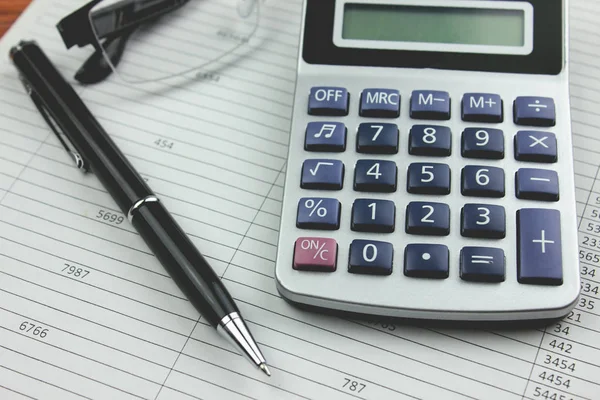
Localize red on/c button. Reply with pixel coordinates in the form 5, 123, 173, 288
293, 237, 337, 272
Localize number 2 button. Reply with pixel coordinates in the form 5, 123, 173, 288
406, 202, 450, 236
407, 163, 451, 195
354, 160, 397, 192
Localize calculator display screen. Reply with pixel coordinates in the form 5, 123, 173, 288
342, 4, 525, 47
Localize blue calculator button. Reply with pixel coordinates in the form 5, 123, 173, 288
461, 128, 504, 159
349, 240, 394, 275
297, 198, 341, 230
462, 93, 503, 123
354, 160, 397, 193
460, 247, 505, 283
410, 90, 451, 120
304, 122, 346, 152
461, 204, 506, 239
409, 125, 452, 156
514, 131, 557, 163
516, 168, 559, 201
461, 166, 505, 198
301, 159, 344, 190
352, 199, 395, 233
405, 202, 450, 236
514, 97, 556, 127
407, 163, 451, 195
359, 89, 401, 118
308, 87, 349, 116
404, 244, 449, 279
517, 209, 562, 285
356, 123, 399, 154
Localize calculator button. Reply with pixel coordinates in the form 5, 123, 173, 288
515, 168, 559, 201
460, 247, 505, 283
514, 131, 557, 163
410, 90, 451, 120
293, 237, 337, 272
404, 244, 449, 279
517, 209, 562, 285
305, 122, 346, 152
461, 204, 506, 239
301, 159, 344, 190
461, 166, 505, 198
359, 89, 401, 118
462, 93, 503, 123
308, 87, 349, 116
354, 160, 397, 192
297, 198, 341, 230
514, 97, 556, 127
351, 199, 395, 233
409, 125, 452, 156
461, 128, 504, 159
405, 202, 450, 236
356, 123, 399, 154
349, 240, 394, 275
407, 163, 451, 195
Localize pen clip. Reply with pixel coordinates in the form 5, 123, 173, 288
19, 74, 89, 172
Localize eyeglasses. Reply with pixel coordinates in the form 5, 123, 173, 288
57, 0, 261, 85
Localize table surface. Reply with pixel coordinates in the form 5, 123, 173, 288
0, 0, 31, 37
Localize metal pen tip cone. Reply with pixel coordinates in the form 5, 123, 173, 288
260, 363, 271, 377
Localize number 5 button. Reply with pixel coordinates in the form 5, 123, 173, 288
407, 163, 451, 195
461, 204, 506, 239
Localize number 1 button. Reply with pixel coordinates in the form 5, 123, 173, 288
354, 160, 397, 192
352, 199, 395, 233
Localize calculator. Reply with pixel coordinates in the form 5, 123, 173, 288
275, 0, 580, 321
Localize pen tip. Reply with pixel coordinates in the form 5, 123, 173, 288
259, 363, 271, 377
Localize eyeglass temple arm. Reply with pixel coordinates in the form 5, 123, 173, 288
57, 0, 190, 49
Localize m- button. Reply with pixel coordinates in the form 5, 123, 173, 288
517, 209, 563, 285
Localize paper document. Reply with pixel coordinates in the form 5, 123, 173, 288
0, 0, 599, 399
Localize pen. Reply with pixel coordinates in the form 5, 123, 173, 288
9, 40, 271, 377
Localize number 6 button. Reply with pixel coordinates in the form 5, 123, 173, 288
349, 240, 394, 275
461, 204, 506, 239
461, 166, 505, 197
354, 160, 397, 192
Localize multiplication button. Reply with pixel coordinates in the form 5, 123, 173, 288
517, 209, 562, 285
514, 131, 557, 163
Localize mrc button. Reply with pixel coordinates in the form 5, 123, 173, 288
308, 87, 349, 116
359, 88, 400, 118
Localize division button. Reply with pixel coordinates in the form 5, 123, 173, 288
293, 237, 338, 272
514, 97, 556, 127
517, 209, 563, 285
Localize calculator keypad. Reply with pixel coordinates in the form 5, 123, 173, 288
407, 163, 451, 195
305, 122, 346, 152
404, 244, 449, 279
301, 159, 344, 190
354, 160, 397, 192
461, 166, 505, 198
405, 202, 450, 236
351, 199, 395, 233
349, 240, 394, 275
356, 123, 399, 154
409, 125, 452, 156
462, 93, 503, 123
286, 87, 569, 298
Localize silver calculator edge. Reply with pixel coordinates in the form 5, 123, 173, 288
275, 0, 580, 322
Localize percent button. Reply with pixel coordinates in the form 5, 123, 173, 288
297, 197, 341, 230
293, 237, 338, 272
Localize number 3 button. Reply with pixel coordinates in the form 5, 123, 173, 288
461, 204, 506, 239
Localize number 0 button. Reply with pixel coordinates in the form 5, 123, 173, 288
407, 163, 451, 195
349, 240, 394, 275
354, 160, 397, 192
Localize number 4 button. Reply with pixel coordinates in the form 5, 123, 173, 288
461, 204, 506, 239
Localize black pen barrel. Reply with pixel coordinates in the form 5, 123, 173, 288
10, 41, 151, 215
132, 201, 238, 326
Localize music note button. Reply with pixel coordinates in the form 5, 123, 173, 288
305, 122, 346, 152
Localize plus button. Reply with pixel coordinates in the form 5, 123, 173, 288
531, 229, 555, 253
485, 98, 497, 108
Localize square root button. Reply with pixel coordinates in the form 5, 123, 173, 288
293, 237, 337, 272
517, 209, 562, 285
